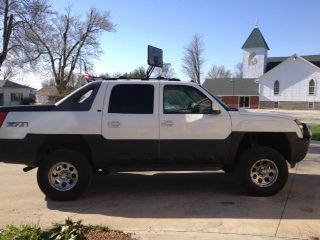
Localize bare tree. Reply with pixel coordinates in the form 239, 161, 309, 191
233, 62, 243, 78
206, 65, 232, 79
0, 0, 50, 70
182, 34, 204, 84
0, 0, 13, 69
21, 7, 115, 92
0, 62, 13, 80
154, 63, 175, 78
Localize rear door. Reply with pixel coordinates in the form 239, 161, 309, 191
159, 83, 232, 163
102, 82, 159, 164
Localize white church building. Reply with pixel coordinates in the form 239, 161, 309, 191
243, 27, 320, 110
204, 27, 320, 110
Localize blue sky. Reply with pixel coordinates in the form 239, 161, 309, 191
28, 0, 320, 87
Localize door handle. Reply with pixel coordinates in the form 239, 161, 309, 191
108, 121, 121, 128
161, 120, 174, 127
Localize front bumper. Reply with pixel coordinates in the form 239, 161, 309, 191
289, 123, 311, 165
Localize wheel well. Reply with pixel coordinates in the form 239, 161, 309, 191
235, 133, 291, 162
37, 135, 94, 167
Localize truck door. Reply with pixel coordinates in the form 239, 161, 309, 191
102, 82, 160, 164
159, 83, 232, 163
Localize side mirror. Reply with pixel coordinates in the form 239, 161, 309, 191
211, 102, 221, 115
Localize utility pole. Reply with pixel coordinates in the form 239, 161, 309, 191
78, 28, 83, 88
78, 48, 82, 88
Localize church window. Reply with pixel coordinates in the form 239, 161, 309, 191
308, 102, 314, 109
309, 79, 315, 95
248, 52, 257, 65
274, 80, 280, 95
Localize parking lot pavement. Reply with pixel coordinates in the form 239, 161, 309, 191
0, 141, 319, 240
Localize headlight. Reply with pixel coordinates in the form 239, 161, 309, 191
295, 119, 312, 139
294, 119, 303, 130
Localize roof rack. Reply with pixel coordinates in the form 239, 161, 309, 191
91, 76, 180, 81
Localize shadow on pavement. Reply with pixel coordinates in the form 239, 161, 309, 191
46, 171, 320, 220
307, 141, 320, 154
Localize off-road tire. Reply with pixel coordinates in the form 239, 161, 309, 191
236, 146, 288, 196
37, 149, 92, 201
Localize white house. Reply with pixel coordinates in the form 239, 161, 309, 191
0, 80, 36, 106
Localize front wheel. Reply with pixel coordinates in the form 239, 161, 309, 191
236, 146, 288, 196
37, 149, 92, 201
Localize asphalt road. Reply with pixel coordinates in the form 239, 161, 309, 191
0, 141, 319, 240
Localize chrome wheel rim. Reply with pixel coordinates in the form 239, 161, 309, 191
48, 162, 78, 191
250, 159, 278, 187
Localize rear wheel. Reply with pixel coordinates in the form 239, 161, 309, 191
37, 149, 92, 201
236, 146, 288, 196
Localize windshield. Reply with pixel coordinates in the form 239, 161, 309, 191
200, 85, 237, 111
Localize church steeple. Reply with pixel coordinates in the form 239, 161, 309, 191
242, 27, 269, 50
242, 27, 269, 78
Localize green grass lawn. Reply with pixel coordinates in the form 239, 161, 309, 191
311, 125, 320, 141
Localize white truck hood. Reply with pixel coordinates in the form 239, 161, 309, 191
228, 109, 302, 138
237, 109, 296, 121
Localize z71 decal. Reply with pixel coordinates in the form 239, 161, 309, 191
7, 122, 29, 127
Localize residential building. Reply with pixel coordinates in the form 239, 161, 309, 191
0, 80, 36, 106
37, 85, 59, 104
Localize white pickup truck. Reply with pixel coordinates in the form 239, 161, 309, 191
0, 79, 311, 200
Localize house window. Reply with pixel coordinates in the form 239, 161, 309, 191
308, 102, 314, 110
11, 93, 23, 102
309, 79, 315, 95
274, 80, 280, 95
239, 96, 250, 108
273, 101, 279, 109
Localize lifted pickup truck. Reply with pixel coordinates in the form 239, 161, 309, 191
0, 79, 311, 200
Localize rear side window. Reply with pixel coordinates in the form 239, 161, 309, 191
108, 84, 154, 114
55, 82, 101, 111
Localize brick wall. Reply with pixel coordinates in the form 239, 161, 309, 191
222, 96, 238, 108
221, 96, 259, 109
250, 96, 259, 109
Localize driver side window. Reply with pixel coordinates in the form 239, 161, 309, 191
163, 85, 212, 114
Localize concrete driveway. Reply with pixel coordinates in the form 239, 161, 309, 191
0, 142, 319, 240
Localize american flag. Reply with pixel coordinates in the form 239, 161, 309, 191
84, 64, 94, 82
